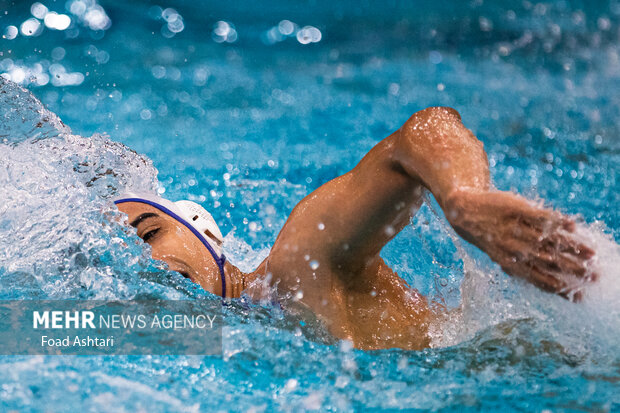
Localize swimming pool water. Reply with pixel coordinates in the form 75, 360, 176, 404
1, 0, 619, 411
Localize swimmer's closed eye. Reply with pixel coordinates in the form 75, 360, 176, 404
141, 228, 160, 243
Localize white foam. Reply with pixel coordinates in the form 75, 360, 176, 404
429, 218, 620, 361
0, 79, 163, 299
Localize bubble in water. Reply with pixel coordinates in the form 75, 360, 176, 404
309, 260, 319, 270
284, 378, 298, 391
278, 20, 296, 36
3, 25, 18, 40
212, 21, 237, 43
31, 2, 48, 19
44, 12, 72, 31
20, 18, 43, 36
51, 47, 66, 61
296, 26, 321, 44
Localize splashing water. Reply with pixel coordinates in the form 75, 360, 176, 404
429, 215, 620, 358
1, 0, 620, 408
1, 78, 162, 300
1, 74, 619, 410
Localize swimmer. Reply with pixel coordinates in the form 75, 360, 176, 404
115, 107, 597, 350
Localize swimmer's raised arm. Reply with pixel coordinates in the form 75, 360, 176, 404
394, 107, 595, 300
268, 106, 595, 304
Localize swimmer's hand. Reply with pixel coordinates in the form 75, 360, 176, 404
445, 190, 596, 301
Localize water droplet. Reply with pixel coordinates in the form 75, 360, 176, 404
285, 378, 298, 391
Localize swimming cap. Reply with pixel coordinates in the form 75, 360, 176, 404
113, 192, 227, 297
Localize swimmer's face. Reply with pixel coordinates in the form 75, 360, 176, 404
116, 202, 223, 296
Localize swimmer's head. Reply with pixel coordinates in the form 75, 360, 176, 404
114, 193, 227, 297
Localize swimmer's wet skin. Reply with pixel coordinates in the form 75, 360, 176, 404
115, 106, 597, 350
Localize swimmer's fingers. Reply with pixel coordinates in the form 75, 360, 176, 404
546, 231, 595, 260
495, 224, 596, 300
500, 260, 585, 302
537, 230, 593, 269
506, 201, 596, 269
527, 265, 586, 302
538, 232, 597, 283
531, 249, 598, 284
495, 236, 583, 279
514, 205, 574, 234
554, 238, 598, 282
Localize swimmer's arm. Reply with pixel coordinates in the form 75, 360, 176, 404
269, 106, 594, 302
395, 107, 596, 300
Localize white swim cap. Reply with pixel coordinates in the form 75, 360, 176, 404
113, 192, 224, 257
174, 199, 224, 256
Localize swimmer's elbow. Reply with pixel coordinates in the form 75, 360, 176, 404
418, 106, 462, 120
398, 106, 463, 144
393, 106, 465, 183
394, 105, 490, 203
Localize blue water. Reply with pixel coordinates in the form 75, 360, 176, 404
1, 0, 619, 411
